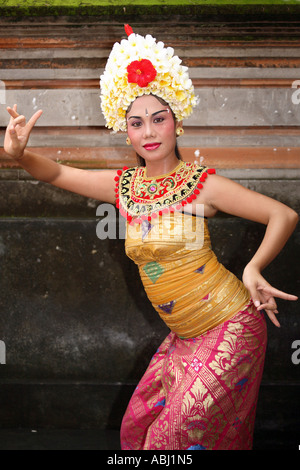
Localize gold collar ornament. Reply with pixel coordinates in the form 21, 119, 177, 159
115, 162, 216, 224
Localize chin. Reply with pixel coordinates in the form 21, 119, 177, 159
143, 153, 166, 163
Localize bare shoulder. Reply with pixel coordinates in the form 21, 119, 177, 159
193, 172, 232, 216
202, 173, 246, 201
191, 172, 226, 218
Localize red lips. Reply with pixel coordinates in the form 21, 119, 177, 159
143, 143, 161, 151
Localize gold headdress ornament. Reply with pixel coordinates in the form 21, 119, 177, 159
100, 24, 198, 132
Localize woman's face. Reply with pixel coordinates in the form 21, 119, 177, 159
126, 95, 180, 164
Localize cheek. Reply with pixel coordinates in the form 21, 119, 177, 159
164, 121, 177, 142
165, 126, 177, 145
127, 125, 141, 139
127, 128, 137, 145
163, 119, 176, 134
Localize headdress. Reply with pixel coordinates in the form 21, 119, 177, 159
100, 24, 198, 132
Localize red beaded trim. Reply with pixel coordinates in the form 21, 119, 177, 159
115, 165, 215, 225
114, 165, 128, 217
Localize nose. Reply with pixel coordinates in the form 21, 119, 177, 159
143, 120, 155, 139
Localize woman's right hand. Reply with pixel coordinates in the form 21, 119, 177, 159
4, 104, 43, 160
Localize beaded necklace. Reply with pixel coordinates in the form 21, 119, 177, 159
115, 161, 215, 224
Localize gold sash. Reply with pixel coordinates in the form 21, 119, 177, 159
125, 211, 250, 338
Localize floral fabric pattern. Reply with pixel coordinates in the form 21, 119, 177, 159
121, 302, 267, 450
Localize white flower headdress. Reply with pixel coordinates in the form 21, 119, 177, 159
100, 24, 198, 132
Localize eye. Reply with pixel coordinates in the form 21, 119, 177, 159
154, 117, 164, 123
130, 120, 142, 128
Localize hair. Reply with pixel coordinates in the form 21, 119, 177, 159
126, 94, 183, 167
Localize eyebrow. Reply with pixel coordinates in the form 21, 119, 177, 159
127, 109, 169, 120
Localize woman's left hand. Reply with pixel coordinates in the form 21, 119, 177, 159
242, 264, 298, 327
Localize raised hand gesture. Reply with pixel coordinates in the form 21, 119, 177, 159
4, 104, 43, 160
242, 264, 298, 327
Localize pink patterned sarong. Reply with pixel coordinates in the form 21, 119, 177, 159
121, 302, 267, 450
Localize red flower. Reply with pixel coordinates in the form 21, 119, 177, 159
127, 59, 157, 88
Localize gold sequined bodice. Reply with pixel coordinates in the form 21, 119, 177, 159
125, 211, 250, 338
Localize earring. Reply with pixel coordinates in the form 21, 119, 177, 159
176, 127, 184, 136
126, 137, 131, 145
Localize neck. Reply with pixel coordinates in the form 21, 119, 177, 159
145, 156, 180, 178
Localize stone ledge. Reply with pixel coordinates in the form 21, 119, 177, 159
0, 1, 300, 21
1, 167, 298, 180
0, 173, 298, 217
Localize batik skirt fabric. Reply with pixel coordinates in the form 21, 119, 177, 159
121, 302, 267, 450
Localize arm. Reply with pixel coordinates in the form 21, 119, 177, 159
4, 105, 116, 204
199, 174, 299, 327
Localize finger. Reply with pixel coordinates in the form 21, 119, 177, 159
13, 115, 26, 126
27, 109, 43, 130
8, 124, 20, 141
257, 285, 298, 301
265, 310, 281, 328
244, 282, 260, 308
257, 294, 277, 310
253, 299, 261, 309
247, 289, 264, 309
7, 108, 17, 125
6, 105, 19, 120
257, 300, 277, 312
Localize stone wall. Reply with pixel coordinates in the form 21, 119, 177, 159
0, 4, 299, 450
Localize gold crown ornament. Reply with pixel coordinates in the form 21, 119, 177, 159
100, 24, 198, 132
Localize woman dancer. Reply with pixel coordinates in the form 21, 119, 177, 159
4, 25, 298, 450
